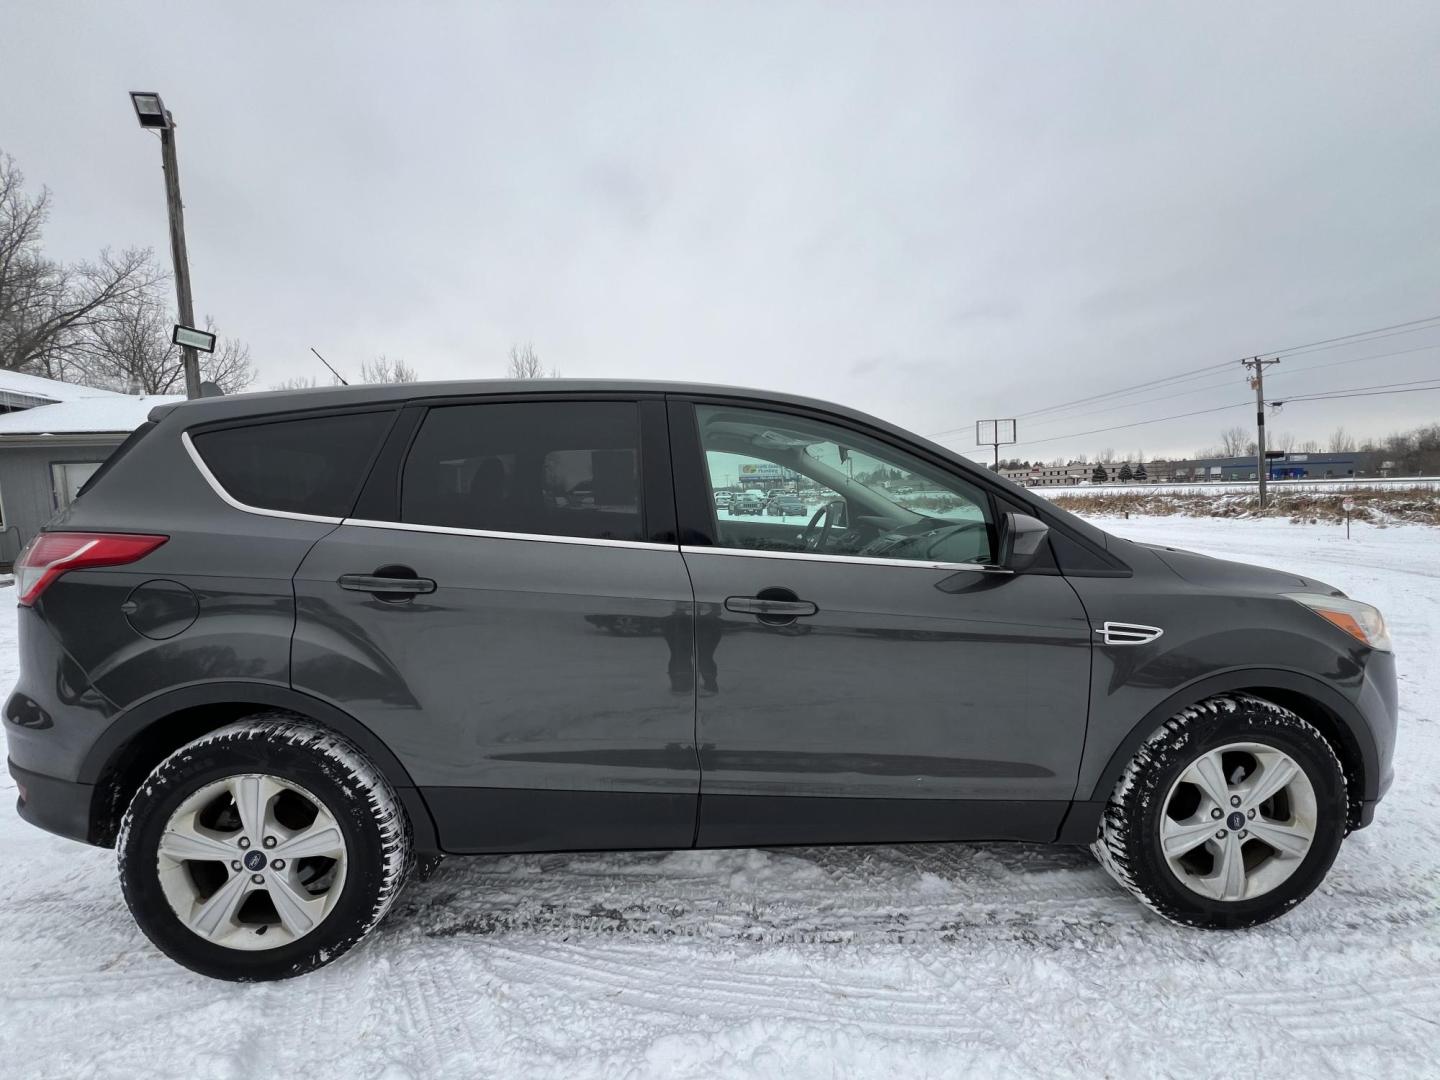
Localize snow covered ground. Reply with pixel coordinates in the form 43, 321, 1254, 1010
1, 516, 1436, 1078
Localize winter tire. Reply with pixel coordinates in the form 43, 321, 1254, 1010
1092, 694, 1347, 929
117, 716, 412, 980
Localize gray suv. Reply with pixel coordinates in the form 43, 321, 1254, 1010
6, 381, 1397, 980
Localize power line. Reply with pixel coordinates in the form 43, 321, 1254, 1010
1261, 314, 1440, 357
994, 373, 1439, 454
1274, 384, 1440, 404
1024, 372, 1252, 428
1022, 339, 1440, 431
1015, 362, 1233, 421
926, 360, 1233, 438
1003, 400, 1252, 449
932, 313, 1440, 447
1275, 340, 1440, 378
1271, 376, 1440, 405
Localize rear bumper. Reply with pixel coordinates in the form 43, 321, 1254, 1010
8, 759, 94, 845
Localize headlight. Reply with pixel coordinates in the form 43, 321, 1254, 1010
1285, 593, 1392, 652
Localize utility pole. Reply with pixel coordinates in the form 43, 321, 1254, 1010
130, 92, 201, 399
1242, 356, 1280, 509
160, 116, 202, 400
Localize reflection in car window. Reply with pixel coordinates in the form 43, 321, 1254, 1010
400, 402, 643, 541
695, 405, 994, 564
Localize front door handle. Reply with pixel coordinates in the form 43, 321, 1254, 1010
724, 595, 818, 617
339, 572, 437, 600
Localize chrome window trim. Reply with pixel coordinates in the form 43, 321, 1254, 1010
680, 544, 1009, 573
180, 431, 345, 525
342, 517, 673, 551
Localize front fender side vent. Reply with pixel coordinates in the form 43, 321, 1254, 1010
1096, 621, 1164, 646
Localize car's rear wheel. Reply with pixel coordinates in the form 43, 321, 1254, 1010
1092, 694, 1347, 928
117, 716, 412, 980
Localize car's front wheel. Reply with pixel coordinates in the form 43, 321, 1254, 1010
1092, 694, 1347, 928
117, 716, 412, 980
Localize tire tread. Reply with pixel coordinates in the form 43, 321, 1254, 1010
1091, 693, 1345, 928
117, 713, 413, 978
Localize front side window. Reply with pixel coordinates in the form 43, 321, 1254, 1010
400, 401, 643, 541
694, 404, 995, 565
191, 411, 392, 517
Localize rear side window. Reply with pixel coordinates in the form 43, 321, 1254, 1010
191, 411, 392, 517
400, 401, 643, 541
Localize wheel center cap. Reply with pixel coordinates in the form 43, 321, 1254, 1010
243, 850, 267, 872
1227, 812, 1246, 831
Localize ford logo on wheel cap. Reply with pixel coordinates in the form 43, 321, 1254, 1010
243, 850, 267, 872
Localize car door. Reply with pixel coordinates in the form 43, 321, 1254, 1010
292, 395, 699, 853
669, 397, 1094, 847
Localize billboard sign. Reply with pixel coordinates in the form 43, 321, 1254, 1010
738, 463, 785, 479
975, 419, 1017, 446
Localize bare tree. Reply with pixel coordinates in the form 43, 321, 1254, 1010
359, 355, 418, 384
1298, 439, 1321, 453
71, 268, 254, 395
199, 325, 257, 394
1218, 426, 1250, 457
1328, 426, 1357, 453
1271, 430, 1297, 453
272, 376, 320, 390
0, 153, 163, 376
70, 258, 254, 396
1099, 447, 1116, 464
507, 342, 558, 378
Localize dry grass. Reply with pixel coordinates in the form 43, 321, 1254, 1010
1047, 488, 1440, 526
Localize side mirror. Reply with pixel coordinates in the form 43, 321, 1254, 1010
998, 512, 1049, 571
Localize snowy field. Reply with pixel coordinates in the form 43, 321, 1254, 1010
1, 516, 1436, 1079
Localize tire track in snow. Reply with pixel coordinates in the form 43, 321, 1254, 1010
475, 938, 994, 1043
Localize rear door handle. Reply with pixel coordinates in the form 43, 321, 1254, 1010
338, 573, 437, 596
724, 596, 818, 617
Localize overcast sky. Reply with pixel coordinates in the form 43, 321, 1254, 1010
5, 2, 1438, 462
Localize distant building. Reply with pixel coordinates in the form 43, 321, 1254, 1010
1164, 451, 1386, 483
1002, 464, 1093, 487
1001, 449, 1387, 489
0, 370, 181, 563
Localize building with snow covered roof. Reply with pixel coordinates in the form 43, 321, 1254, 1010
0, 370, 182, 563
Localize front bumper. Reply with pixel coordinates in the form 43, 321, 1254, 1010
8, 759, 94, 845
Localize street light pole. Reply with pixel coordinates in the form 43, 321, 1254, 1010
130, 92, 201, 399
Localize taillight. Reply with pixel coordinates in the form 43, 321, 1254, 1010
15, 532, 168, 607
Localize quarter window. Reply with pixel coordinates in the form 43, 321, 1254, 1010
400, 401, 644, 542
191, 411, 392, 517
694, 404, 995, 565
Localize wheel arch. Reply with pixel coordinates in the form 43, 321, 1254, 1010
80, 682, 440, 852
1061, 669, 1376, 843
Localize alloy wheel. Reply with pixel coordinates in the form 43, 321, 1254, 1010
155, 773, 348, 950
1159, 741, 1318, 902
